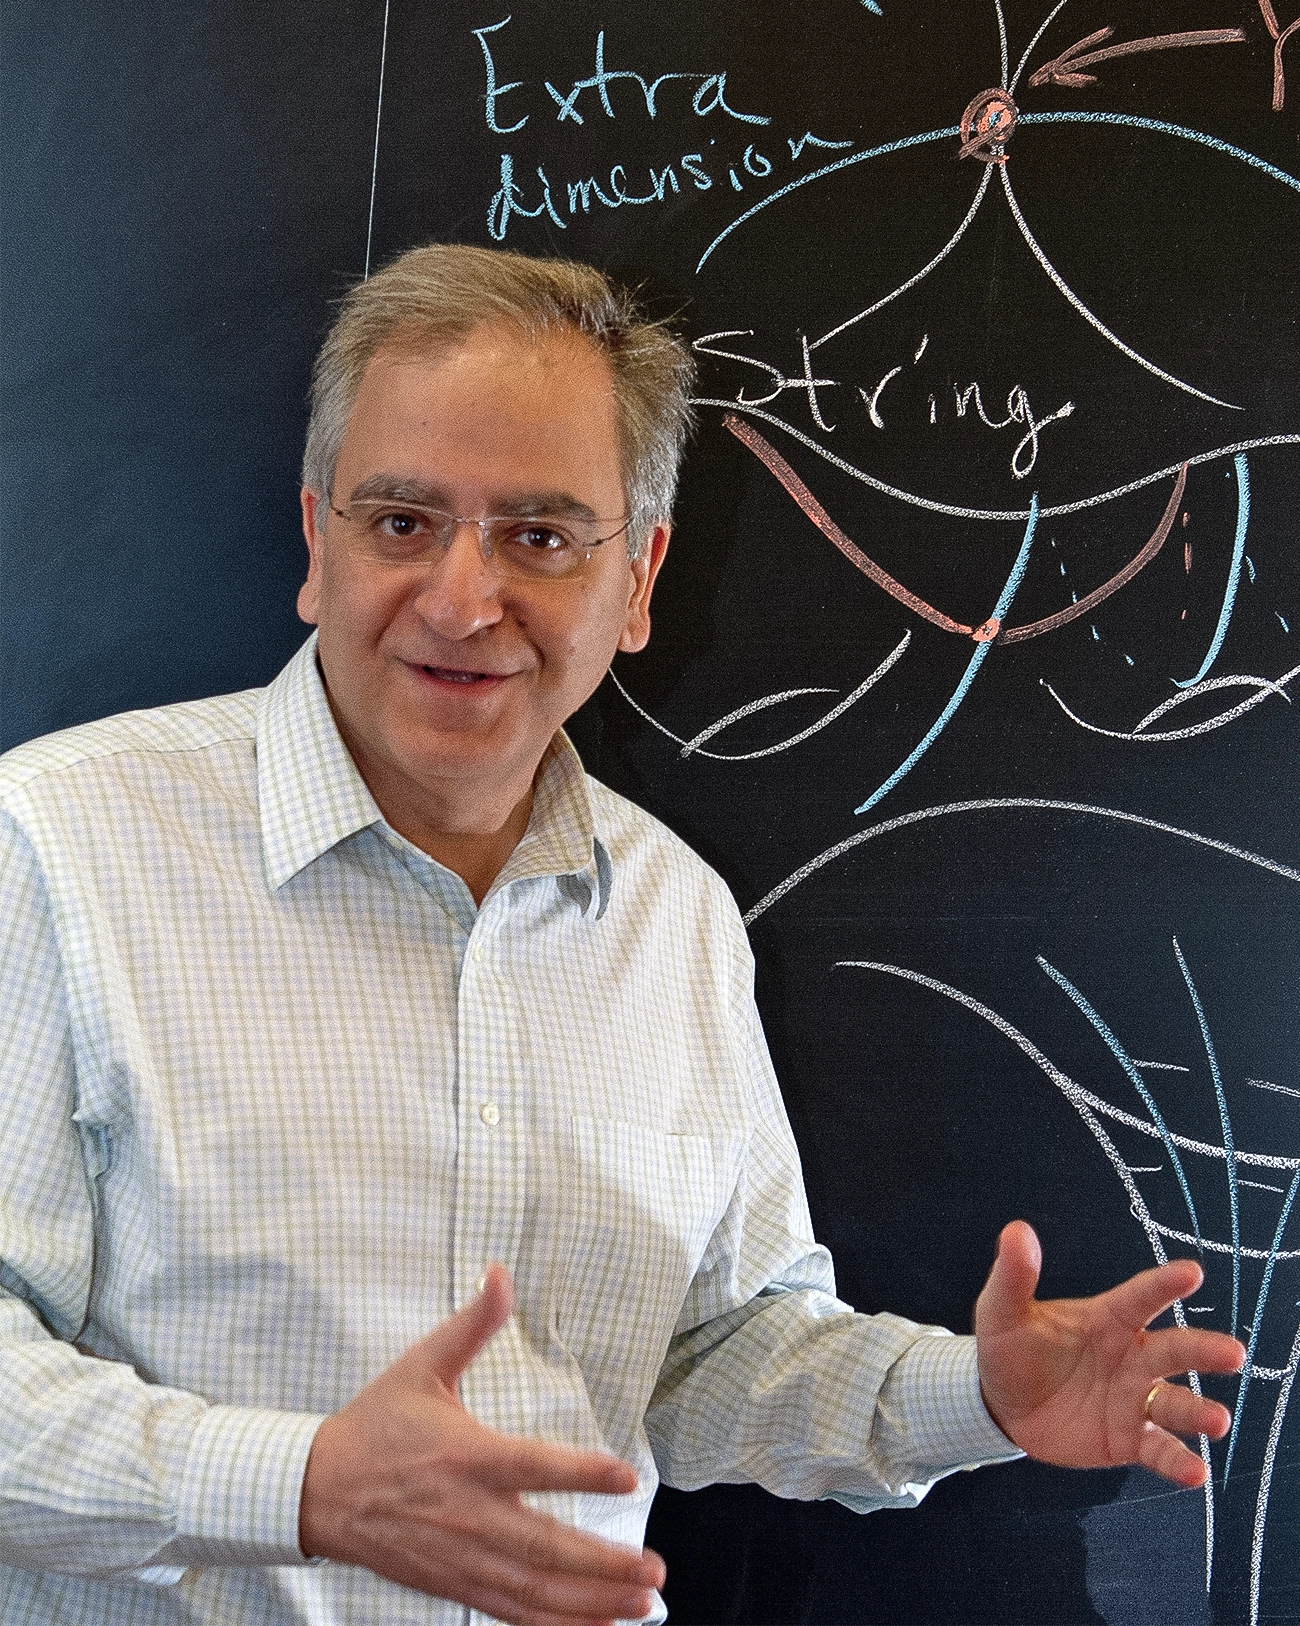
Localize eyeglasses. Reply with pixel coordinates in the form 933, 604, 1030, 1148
327, 497, 632, 582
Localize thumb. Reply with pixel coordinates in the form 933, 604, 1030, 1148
419, 1263, 516, 1393
976, 1220, 1043, 1337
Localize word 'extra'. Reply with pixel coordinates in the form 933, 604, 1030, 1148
475, 16, 769, 133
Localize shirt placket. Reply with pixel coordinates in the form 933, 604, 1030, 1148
453, 891, 528, 1438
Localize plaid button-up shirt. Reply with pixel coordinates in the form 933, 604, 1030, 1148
0, 635, 1016, 1625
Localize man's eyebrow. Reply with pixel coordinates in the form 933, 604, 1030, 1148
489, 491, 601, 522
344, 474, 451, 506
341, 474, 604, 521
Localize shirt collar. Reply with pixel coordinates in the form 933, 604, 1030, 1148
257, 633, 386, 891
492, 732, 612, 919
257, 633, 612, 918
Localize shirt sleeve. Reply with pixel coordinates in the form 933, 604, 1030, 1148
0, 810, 324, 1580
643, 911, 1021, 1511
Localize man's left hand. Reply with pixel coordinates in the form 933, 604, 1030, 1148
975, 1220, 1246, 1487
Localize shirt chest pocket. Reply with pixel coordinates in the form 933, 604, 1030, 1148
552, 1115, 739, 1381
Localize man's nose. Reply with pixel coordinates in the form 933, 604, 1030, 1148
410, 521, 504, 637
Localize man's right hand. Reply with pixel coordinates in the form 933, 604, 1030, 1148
299, 1264, 663, 1626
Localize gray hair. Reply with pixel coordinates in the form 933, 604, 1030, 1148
302, 243, 695, 557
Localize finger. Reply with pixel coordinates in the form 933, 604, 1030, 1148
479, 1435, 641, 1499
1143, 1326, 1247, 1381
1098, 1258, 1205, 1331
419, 1264, 516, 1391
403, 1535, 657, 1626
1145, 1382, 1233, 1442
462, 1542, 661, 1624
454, 1549, 659, 1626
471, 1490, 665, 1588
1137, 1421, 1212, 1489
974, 1221, 1042, 1336
412, 1504, 663, 1625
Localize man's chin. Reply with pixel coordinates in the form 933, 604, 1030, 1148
392, 718, 550, 794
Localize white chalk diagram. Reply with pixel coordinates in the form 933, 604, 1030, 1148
611, 6, 1300, 1616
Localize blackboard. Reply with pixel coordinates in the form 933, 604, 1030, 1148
4, 2, 1300, 1620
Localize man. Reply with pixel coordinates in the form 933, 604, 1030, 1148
0, 244, 1244, 1626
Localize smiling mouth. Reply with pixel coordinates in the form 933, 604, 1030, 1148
418, 664, 506, 684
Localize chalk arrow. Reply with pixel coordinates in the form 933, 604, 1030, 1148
1029, 25, 1246, 89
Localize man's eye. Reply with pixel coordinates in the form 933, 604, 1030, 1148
508, 523, 570, 552
377, 511, 426, 539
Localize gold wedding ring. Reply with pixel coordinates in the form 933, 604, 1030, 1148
1144, 1381, 1166, 1421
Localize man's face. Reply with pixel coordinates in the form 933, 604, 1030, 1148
298, 321, 667, 835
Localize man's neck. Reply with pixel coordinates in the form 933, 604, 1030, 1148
386, 790, 535, 906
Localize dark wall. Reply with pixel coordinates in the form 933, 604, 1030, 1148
5, 2, 1300, 1620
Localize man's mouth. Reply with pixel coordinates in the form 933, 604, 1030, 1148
417, 665, 505, 684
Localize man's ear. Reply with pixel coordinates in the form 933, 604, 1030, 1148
618, 523, 670, 654
297, 487, 325, 625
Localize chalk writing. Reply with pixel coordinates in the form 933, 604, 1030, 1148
951, 381, 1075, 479
474, 15, 771, 130
487, 133, 851, 239
471, 15, 875, 242
695, 331, 1076, 479
474, 18, 530, 134
488, 146, 780, 236
693, 330, 838, 421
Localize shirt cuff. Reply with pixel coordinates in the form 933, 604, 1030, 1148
884, 1331, 1022, 1471
170, 1405, 325, 1567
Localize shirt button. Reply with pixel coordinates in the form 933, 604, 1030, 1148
479, 1101, 501, 1126
471, 943, 485, 963
476, 1272, 489, 1293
